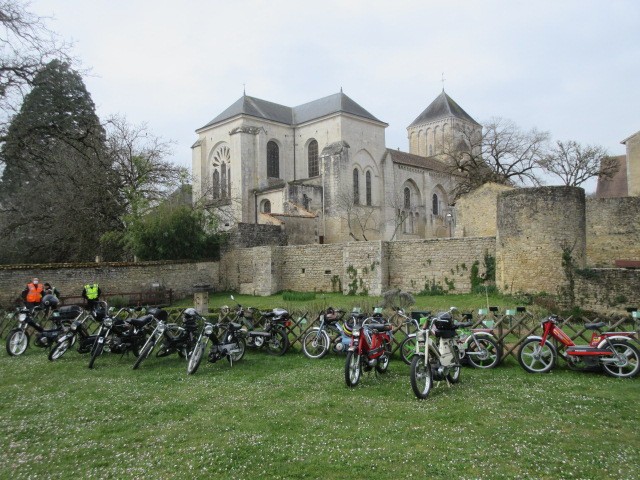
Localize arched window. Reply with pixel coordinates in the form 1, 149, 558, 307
220, 163, 227, 198
227, 166, 231, 197
308, 140, 319, 177
429, 145, 433, 156
432, 193, 439, 215
262, 200, 271, 213
365, 171, 372, 206
212, 170, 220, 199
267, 141, 279, 178
353, 168, 360, 205
404, 187, 411, 209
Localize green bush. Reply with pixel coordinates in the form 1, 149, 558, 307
282, 291, 316, 302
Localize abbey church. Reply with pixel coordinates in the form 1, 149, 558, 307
192, 90, 480, 243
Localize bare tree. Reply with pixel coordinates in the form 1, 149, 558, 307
333, 186, 379, 241
539, 140, 617, 187
442, 118, 550, 197
0, 1, 71, 131
385, 190, 409, 241
105, 115, 186, 220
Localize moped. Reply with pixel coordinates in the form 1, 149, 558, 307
6, 305, 80, 356
231, 296, 290, 355
518, 314, 639, 378
409, 310, 472, 399
301, 307, 349, 359
344, 316, 393, 387
187, 314, 246, 375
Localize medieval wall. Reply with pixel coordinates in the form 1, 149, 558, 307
386, 237, 496, 294
455, 183, 514, 237
586, 197, 640, 266
0, 260, 219, 307
496, 186, 586, 295
574, 269, 640, 312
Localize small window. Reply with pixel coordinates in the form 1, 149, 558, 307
404, 187, 411, 210
365, 171, 372, 206
432, 193, 439, 215
221, 163, 227, 198
353, 168, 360, 205
308, 140, 319, 177
262, 200, 271, 213
267, 141, 279, 178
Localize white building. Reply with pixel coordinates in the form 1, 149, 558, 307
192, 90, 480, 243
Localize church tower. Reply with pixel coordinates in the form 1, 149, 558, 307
407, 91, 481, 158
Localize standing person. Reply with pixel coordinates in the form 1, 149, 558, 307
43, 282, 61, 300
82, 282, 101, 310
21, 277, 44, 310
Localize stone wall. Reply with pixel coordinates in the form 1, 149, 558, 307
497, 186, 586, 295
586, 197, 640, 267
277, 244, 345, 293
574, 268, 640, 312
386, 237, 496, 294
455, 183, 514, 237
223, 223, 287, 251
0, 260, 219, 307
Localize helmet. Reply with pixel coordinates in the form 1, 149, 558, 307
41, 294, 59, 309
184, 308, 198, 318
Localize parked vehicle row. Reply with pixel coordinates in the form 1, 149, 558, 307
4, 298, 638, 401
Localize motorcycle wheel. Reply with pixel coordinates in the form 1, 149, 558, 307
132, 338, 156, 370
48, 338, 71, 361
227, 338, 246, 364
187, 339, 206, 375
265, 329, 289, 356
446, 360, 461, 383
399, 335, 416, 365
518, 338, 556, 373
345, 351, 361, 387
302, 328, 330, 359
410, 355, 432, 400
6, 329, 29, 356
375, 340, 391, 373
466, 336, 501, 369
602, 340, 640, 378
88, 340, 104, 369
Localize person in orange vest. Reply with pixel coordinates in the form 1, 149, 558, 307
21, 277, 44, 310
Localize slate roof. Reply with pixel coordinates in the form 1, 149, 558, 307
386, 149, 456, 175
199, 92, 385, 130
409, 91, 480, 128
596, 155, 628, 198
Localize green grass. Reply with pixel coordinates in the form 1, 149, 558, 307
1, 345, 638, 479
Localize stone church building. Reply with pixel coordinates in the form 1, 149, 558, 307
192, 90, 480, 243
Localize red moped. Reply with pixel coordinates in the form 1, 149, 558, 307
518, 315, 639, 378
344, 316, 393, 387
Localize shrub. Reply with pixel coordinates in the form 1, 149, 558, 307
282, 291, 316, 302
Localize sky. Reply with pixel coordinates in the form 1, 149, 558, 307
30, 0, 640, 192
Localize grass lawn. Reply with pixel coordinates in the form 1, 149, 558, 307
1, 342, 638, 479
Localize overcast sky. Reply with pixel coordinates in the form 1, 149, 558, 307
31, 0, 640, 192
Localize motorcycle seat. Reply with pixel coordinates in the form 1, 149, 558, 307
584, 322, 606, 330
262, 312, 276, 318
129, 315, 153, 328
367, 323, 391, 332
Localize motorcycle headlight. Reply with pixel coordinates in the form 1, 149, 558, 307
18, 313, 27, 322
103, 318, 113, 328
70, 323, 78, 332
204, 324, 214, 335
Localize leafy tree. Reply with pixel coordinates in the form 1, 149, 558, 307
0, 59, 121, 263
539, 140, 617, 187
442, 118, 550, 197
126, 204, 222, 261
0, 0, 70, 133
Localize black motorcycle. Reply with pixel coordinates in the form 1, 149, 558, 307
187, 314, 246, 375
133, 307, 195, 369
49, 304, 132, 361
88, 308, 154, 369
231, 295, 290, 356
6, 305, 81, 356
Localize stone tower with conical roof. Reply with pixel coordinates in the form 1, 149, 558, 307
407, 91, 481, 159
